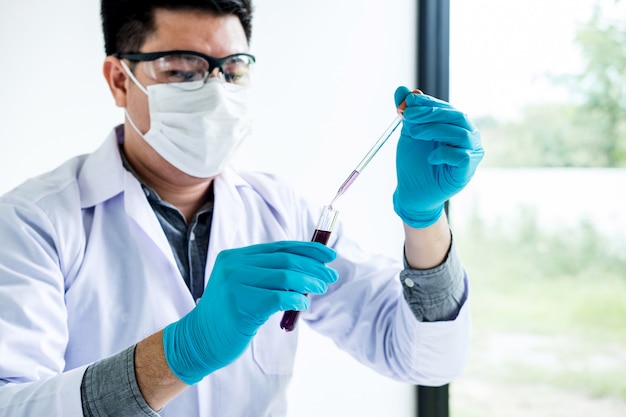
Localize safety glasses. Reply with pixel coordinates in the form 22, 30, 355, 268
114, 50, 256, 88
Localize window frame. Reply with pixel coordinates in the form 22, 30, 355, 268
415, 1, 451, 416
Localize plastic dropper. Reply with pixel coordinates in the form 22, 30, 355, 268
328, 89, 422, 208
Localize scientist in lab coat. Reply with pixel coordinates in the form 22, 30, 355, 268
0, 0, 484, 416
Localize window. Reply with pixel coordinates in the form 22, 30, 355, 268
449, 1, 626, 415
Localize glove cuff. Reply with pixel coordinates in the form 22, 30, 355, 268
163, 320, 212, 385
393, 202, 444, 229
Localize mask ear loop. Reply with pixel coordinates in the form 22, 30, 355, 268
119, 59, 149, 95
124, 108, 147, 139
118, 59, 149, 138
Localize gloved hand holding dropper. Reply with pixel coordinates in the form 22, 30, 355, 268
393, 86, 483, 228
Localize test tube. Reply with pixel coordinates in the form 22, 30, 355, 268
280, 205, 339, 332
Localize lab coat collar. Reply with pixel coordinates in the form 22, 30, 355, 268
78, 125, 126, 209
78, 125, 251, 208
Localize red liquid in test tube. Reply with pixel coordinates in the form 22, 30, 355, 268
280, 206, 338, 332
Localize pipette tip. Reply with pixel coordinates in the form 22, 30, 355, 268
328, 170, 360, 208
328, 194, 340, 209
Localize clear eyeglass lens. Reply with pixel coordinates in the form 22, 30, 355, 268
221, 56, 253, 86
142, 53, 252, 88
143, 54, 208, 85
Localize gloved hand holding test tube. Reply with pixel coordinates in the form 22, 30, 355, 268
279, 89, 422, 332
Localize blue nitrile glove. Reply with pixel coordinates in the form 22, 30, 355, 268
162, 241, 338, 385
393, 86, 484, 228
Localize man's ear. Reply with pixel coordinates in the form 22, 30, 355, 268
103, 56, 129, 108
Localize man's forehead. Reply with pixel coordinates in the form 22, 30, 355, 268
143, 9, 247, 54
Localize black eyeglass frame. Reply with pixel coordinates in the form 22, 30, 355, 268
113, 50, 256, 80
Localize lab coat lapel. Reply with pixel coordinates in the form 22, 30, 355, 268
78, 127, 180, 272
123, 171, 180, 270
206, 168, 247, 277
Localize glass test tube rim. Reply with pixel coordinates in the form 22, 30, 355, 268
315, 205, 339, 233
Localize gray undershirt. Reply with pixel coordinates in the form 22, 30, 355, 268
80, 156, 467, 415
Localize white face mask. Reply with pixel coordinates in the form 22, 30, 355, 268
121, 61, 252, 178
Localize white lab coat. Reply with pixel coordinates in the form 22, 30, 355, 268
0, 128, 470, 416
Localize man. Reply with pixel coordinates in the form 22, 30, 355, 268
0, 0, 483, 416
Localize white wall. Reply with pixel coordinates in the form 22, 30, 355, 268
0, 1, 417, 416
0, 1, 119, 190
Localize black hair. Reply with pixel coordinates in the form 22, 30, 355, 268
100, 0, 253, 55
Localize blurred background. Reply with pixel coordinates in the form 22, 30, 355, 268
1, 0, 625, 416
449, 1, 626, 416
